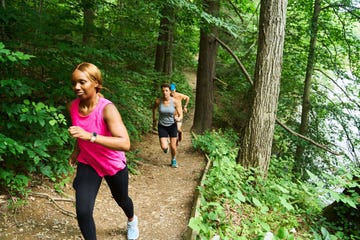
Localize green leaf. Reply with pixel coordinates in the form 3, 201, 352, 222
259, 221, 270, 232
40, 165, 53, 178
39, 119, 45, 127
49, 119, 57, 126
288, 234, 295, 240
340, 195, 357, 209
234, 191, 246, 203
321, 227, 331, 240
276, 227, 288, 239
260, 205, 269, 214
188, 217, 202, 233
252, 197, 262, 208
274, 183, 289, 194
35, 102, 46, 111
279, 196, 294, 211
8, 55, 16, 62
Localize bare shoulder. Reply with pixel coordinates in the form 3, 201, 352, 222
173, 97, 181, 106
103, 103, 121, 119
181, 92, 190, 98
177, 92, 189, 99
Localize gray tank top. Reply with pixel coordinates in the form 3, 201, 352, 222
158, 98, 175, 126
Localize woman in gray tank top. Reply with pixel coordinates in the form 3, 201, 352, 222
152, 83, 183, 168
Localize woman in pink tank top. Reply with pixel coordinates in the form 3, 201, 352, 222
68, 62, 139, 240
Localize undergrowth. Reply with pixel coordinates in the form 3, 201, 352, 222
189, 129, 359, 240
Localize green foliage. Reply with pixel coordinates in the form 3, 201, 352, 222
0, 44, 73, 196
0, 42, 34, 63
190, 129, 359, 239
125, 149, 143, 175
307, 168, 360, 210
54, 176, 72, 194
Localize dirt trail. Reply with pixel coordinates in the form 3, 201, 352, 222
0, 70, 205, 240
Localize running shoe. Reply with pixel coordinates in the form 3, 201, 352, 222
171, 159, 178, 168
127, 215, 139, 240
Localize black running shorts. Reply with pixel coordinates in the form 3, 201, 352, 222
158, 122, 178, 138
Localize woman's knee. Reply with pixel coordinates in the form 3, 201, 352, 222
76, 204, 93, 221
160, 138, 169, 148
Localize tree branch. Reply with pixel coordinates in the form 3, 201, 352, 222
275, 119, 341, 155
226, 0, 244, 23
312, 85, 359, 161
321, 4, 360, 19
30, 192, 76, 218
315, 68, 360, 109
213, 35, 253, 85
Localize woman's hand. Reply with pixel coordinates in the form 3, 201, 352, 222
68, 149, 79, 167
68, 141, 80, 167
68, 126, 91, 141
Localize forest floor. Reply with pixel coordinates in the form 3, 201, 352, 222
0, 70, 206, 240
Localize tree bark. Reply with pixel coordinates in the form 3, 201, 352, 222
154, 5, 174, 75
192, 0, 220, 134
82, 0, 96, 44
237, 0, 288, 177
294, 0, 322, 177
0, 0, 6, 40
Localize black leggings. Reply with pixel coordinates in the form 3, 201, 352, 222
73, 162, 134, 240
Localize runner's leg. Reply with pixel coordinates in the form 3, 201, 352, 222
73, 163, 102, 240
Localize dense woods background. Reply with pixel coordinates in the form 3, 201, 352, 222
1, 0, 359, 239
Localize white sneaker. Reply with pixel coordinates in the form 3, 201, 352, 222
127, 215, 139, 240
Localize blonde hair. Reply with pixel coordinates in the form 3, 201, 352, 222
73, 62, 103, 95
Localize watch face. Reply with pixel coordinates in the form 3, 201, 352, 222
90, 132, 97, 142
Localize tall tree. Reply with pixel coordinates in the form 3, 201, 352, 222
294, 0, 322, 177
237, 0, 288, 176
82, 0, 96, 44
192, 0, 220, 134
0, 0, 6, 39
154, 4, 175, 75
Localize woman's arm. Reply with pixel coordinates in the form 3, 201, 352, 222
152, 98, 159, 129
68, 141, 80, 166
181, 93, 190, 113
174, 98, 183, 122
68, 104, 130, 151
101, 103, 131, 151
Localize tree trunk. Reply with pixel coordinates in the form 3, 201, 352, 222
237, 0, 288, 177
82, 0, 96, 44
192, 0, 220, 134
154, 5, 174, 75
0, 0, 6, 40
294, 0, 321, 178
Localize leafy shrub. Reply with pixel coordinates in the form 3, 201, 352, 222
0, 44, 73, 196
189, 129, 357, 239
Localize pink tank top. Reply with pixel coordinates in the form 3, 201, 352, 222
70, 97, 127, 177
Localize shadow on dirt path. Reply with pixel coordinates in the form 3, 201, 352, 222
0, 70, 206, 240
